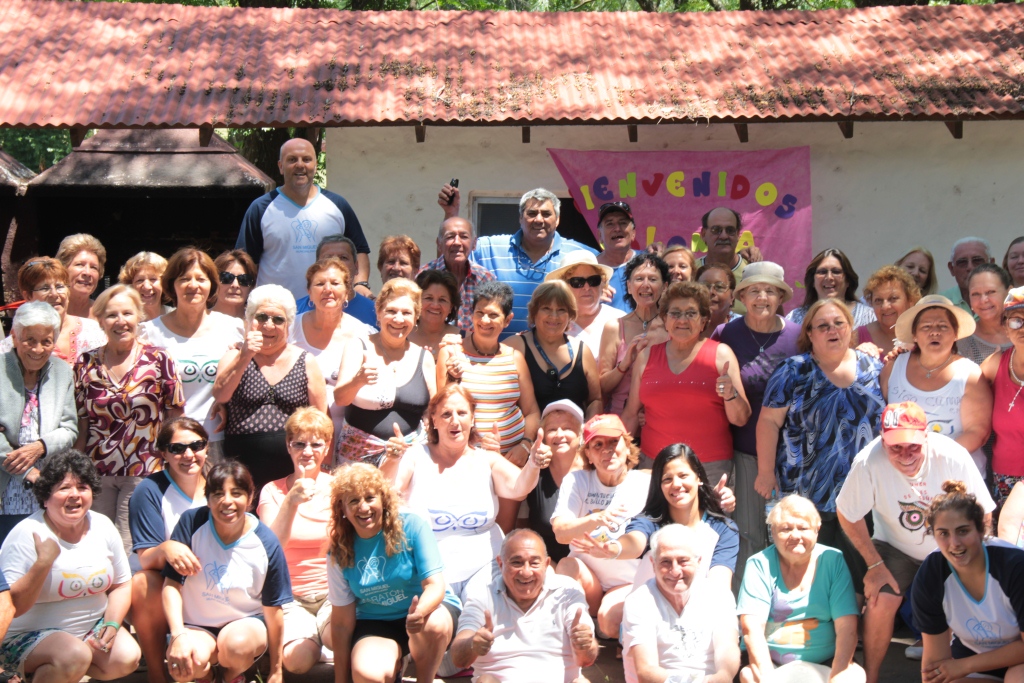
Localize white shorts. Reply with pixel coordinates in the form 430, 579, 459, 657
282, 594, 331, 647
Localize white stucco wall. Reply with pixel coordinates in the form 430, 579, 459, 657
326, 121, 1024, 292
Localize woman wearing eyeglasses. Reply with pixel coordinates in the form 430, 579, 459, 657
983, 288, 1024, 504
2, 257, 106, 364
140, 248, 245, 464
786, 248, 876, 328
127, 417, 209, 683
212, 250, 258, 321
697, 262, 740, 338
257, 408, 335, 674
755, 299, 885, 557
623, 281, 750, 478
213, 285, 327, 496
73, 284, 185, 559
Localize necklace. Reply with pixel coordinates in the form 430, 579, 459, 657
1009, 349, 1023, 412
747, 320, 781, 355
918, 353, 954, 379
532, 328, 574, 383
379, 341, 408, 372
636, 309, 659, 332
470, 337, 499, 357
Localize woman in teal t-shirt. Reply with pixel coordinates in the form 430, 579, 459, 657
736, 495, 863, 683
327, 463, 460, 683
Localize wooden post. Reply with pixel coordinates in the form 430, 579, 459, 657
734, 124, 749, 143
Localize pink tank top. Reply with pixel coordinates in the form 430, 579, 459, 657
639, 340, 732, 463
993, 351, 1024, 476
606, 323, 632, 414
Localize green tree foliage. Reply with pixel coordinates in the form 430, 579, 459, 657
0, 129, 72, 172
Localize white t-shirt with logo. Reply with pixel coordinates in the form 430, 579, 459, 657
0, 510, 131, 637
140, 312, 243, 442
836, 434, 995, 562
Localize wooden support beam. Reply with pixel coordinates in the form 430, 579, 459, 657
945, 121, 963, 140
522, 127, 530, 144
734, 124, 749, 143
70, 126, 88, 148
198, 124, 214, 147
415, 123, 426, 143
627, 124, 638, 143
837, 121, 854, 139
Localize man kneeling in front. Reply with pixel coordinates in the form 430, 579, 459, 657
622, 523, 741, 683
451, 528, 598, 682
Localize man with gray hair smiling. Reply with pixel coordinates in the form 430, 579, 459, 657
450, 528, 597, 682
418, 215, 496, 332
621, 523, 740, 683
440, 183, 597, 338
942, 237, 994, 315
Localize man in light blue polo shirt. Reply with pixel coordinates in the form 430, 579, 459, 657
442, 185, 596, 339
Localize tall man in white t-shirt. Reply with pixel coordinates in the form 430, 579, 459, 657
236, 138, 371, 301
451, 529, 598, 682
837, 401, 995, 683
621, 524, 740, 683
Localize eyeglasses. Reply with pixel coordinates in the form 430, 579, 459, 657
220, 272, 255, 287
166, 440, 207, 455
706, 225, 738, 238
953, 256, 990, 269
813, 321, 848, 333
567, 275, 603, 289
289, 441, 327, 451
32, 283, 68, 295
744, 287, 781, 299
1006, 317, 1024, 330
599, 201, 631, 215
703, 283, 731, 294
666, 309, 701, 320
815, 268, 844, 278
254, 313, 287, 326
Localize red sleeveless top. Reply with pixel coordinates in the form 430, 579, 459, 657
992, 351, 1024, 476
639, 339, 732, 463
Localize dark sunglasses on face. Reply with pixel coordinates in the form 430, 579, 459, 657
567, 275, 603, 289
220, 271, 255, 287
254, 312, 287, 326
166, 440, 207, 455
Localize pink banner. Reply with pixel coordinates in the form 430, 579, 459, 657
548, 147, 813, 309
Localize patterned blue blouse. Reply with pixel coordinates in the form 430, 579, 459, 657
763, 351, 885, 512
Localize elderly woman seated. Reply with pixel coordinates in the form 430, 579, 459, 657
736, 495, 864, 683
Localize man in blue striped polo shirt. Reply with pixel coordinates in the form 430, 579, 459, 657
441, 185, 596, 339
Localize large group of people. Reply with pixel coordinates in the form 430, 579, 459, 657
0, 136, 1021, 683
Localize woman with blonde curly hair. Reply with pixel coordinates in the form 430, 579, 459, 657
858, 264, 922, 357
328, 463, 459, 683
56, 233, 107, 319
119, 251, 169, 322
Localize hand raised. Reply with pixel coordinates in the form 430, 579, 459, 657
716, 360, 734, 399
241, 318, 263, 358
529, 429, 552, 469
569, 607, 593, 652
32, 532, 59, 565
472, 609, 495, 656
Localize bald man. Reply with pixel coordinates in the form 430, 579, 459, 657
236, 138, 371, 301
418, 216, 496, 332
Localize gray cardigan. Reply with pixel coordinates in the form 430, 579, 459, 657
0, 350, 78, 496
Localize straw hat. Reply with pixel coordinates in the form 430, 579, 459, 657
545, 250, 614, 283
893, 294, 976, 343
733, 261, 793, 303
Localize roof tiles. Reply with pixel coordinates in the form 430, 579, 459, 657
0, 0, 1022, 128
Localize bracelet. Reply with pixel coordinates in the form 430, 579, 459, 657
102, 620, 120, 631
610, 540, 622, 559
615, 364, 628, 374
353, 281, 370, 289
725, 389, 739, 402
520, 437, 534, 448
168, 631, 189, 648
867, 560, 885, 571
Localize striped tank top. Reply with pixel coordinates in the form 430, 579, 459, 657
460, 349, 526, 454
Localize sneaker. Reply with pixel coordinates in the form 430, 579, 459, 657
905, 639, 923, 660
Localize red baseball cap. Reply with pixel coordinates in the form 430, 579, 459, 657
881, 401, 928, 446
582, 414, 628, 445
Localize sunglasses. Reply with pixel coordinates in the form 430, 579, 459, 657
1007, 317, 1024, 330
289, 441, 327, 451
254, 312, 287, 326
599, 201, 632, 215
166, 440, 207, 455
220, 271, 255, 287
567, 275, 603, 289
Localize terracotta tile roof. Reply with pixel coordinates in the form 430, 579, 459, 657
1, 0, 1022, 128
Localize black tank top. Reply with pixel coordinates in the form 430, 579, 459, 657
226, 351, 310, 435
523, 333, 589, 412
347, 343, 431, 440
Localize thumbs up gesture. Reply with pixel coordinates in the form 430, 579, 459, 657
241, 317, 263, 359
384, 422, 409, 461
716, 360, 734, 399
357, 347, 379, 386
479, 422, 502, 454
405, 595, 425, 634
569, 607, 593, 652
713, 473, 736, 514
472, 609, 496, 656
529, 428, 552, 469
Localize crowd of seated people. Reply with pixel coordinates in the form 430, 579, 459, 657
0, 138, 1022, 683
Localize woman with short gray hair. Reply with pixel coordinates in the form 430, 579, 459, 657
0, 302, 78, 539
213, 284, 327, 495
